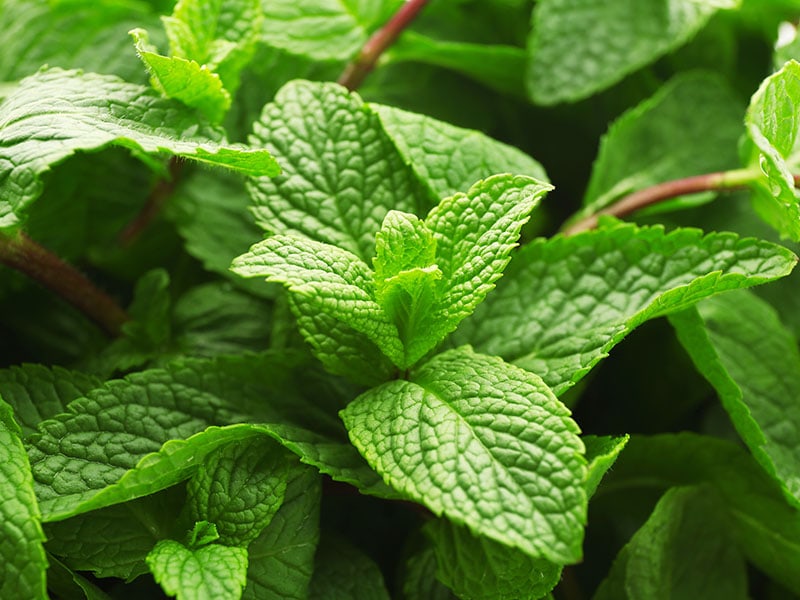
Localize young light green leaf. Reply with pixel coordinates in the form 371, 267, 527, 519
308, 536, 390, 600
260, 0, 402, 61
131, 28, 231, 124
231, 234, 405, 366
573, 73, 744, 223
243, 465, 320, 600
602, 433, 800, 592
595, 485, 748, 600
527, 0, 741, 104
187, 521, 222, 548
247, 80, 433, 261
583, 434, 629, 498
744, 59, 800, 240
453, 221, 798, 395
341, 347, 586, 564
371, 103, 548, 199
425, 519, 562, 600
0, 400, 47, 599
670, 290, 800, 505
0, 67, 279, 230
147, 538, 248, 600
187, 437, 291, 547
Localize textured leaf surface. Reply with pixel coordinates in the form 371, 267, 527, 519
308, 536, 390, 600
372, 103, 548, 198
671, 290, 800, 504
188, 437, 290, 546
575, 73, 744, 222
247, 80, 432, 261
527, 0, 740, 104
0, 401, 46, 599
0, 67, 279, 229
745, 60, 800, 240
243, 465, 320, 600
602, 433, 800, 591
147, 538, 248, 600
341, 347, 586, 563
425, 519, 562, 600
260, 0, 402, 61
595, 486, 748, 600
454, 222, 797, 395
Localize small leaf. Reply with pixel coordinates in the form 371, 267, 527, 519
187, 521, 221, 549
341, 347, 586, 564
147, 538, 248, 600
583, 434, 629, 498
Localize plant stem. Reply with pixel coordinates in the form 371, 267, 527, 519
562, 168, 762, 236
118, 157, 184, 246
0, 231, 128, 337
337, 0, 430, 91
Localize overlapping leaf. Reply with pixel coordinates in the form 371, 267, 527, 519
308, 536, 390, 600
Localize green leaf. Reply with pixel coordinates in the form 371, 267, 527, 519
744, 59, 800, 240
0, 399, 47, 599
341, 347, 586, 564
131, 28, 232, 124
402, 548, 457, 600
231, 235, 404, 366
527, 0, 741, 104
147, 537, 248, 600
425, 519, 562, 600
247, 80, 433, 261
670, 290, 800, 505
260, 0, 403, 61
187, 521, 222, 548
187, 437, 291, 546
572, 73, 744, 223
46, 554, 113, 600
583, 434, 629, 498
0, 364, 100, 437
371, 103, 548, 199
308, 536, 390, 600
0, 67, 280, 230
243, 464, 320, 600
601, 433, 800, 592
595, 486, 748, 600
388, 32, 527, 96
454, 221, 798, 395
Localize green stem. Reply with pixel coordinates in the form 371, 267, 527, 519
0, 231, 128, 337
337, 0, 430, 91
562, 168, 762, 236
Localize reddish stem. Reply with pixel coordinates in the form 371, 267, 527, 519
0, 231, 128, 337
338, 0, 430, 91
118, 157, 184, 246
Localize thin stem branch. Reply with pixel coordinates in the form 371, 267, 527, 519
562, 169, 763, 236
337, 0, 430, 91
0, 231, 128, 337
118, 157, 184, 246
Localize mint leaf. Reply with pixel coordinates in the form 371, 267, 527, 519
0, 67, 280, 230
247, 80, 433, 261
0, 364, 100, 437
670, 290, 800, 505
231, 235, 404, 366
595, 486, 748, 600
187, 437, 291, 547
46, 554, 113, 600
260, 0, 402, 61
131, 28, 232, 124
403, 548, 457, 600
341, 347, 586, 564
0, 400, 47, 599
744, 59, 800, 240
527, 0, 741, 104
584, 434, 629, 498
454, 222, 798, 395
425, 519, 562, 600
243, 465, 320, 600
187, 521, 222, 548
147, 538, 248, 600
371, 103, 548, 199
573, 73, 744, 223
308, 536, 390, 600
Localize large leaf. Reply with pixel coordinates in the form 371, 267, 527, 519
308, 536, 390, 600
247, 80, 433, 261
527, 0, 741, 104
454, 221, 797, 395
670, 289, 800, 505
0, 67, 280, 230
341, 347, 586, 564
